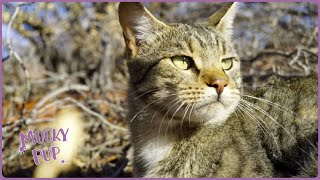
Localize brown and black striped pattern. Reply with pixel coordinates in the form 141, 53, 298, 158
118, 2, 318, 178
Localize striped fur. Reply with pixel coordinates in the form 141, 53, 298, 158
118, 2, 318, 177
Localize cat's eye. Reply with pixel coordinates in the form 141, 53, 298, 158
172, 56, 193, 70
221, 58, 234, 70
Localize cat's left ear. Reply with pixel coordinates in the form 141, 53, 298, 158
207, 2, 238, 40
118, 2, 168, 57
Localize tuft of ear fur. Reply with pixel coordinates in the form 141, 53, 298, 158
118, 2, 167, 57
207, 2, 238, 40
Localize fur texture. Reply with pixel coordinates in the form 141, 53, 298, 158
118, 2, 318, 177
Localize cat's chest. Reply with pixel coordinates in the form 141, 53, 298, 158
139, 137, 174, 170
137, 127, 229, 173
141, 123, 268, 177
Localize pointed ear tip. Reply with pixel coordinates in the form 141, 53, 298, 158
226, 2, 239, 17
118, 2, 143, 11
231, 2, 239, 9
118, 2, 146, 21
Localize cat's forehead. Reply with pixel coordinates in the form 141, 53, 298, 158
137, 23, 236, 65
166, 24, 234, 56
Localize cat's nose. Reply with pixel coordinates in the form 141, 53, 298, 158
207, 79, 228, 94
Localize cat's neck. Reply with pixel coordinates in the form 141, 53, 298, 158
128, 105, 205, 171
129, 106, 202, 140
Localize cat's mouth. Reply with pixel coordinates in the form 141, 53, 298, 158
197, 99, 224, 110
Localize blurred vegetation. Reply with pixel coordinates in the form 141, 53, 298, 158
1, 2, 318, 177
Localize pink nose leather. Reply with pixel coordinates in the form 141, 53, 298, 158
207, 79, 228, 94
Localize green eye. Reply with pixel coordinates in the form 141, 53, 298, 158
172, 56, 193, 70
221, 58, 234, 70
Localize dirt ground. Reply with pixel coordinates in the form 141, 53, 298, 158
2, 2, 318, 177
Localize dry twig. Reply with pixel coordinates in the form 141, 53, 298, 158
62, 97, 127, 132
30, 84, 90, 118
5, 3, 34, 119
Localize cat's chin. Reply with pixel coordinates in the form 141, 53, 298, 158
191, 100, 239, 125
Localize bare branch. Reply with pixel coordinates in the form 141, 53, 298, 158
6, 3, 32, 119
63, 97, 128, 132
31, 84, 90, 118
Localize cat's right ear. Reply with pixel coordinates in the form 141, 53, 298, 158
207, 2, 238, 40
118, 2, 167, 57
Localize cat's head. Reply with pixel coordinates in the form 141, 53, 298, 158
119, 2, 241, 125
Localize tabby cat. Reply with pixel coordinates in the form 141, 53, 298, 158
118, 2, 318, 177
